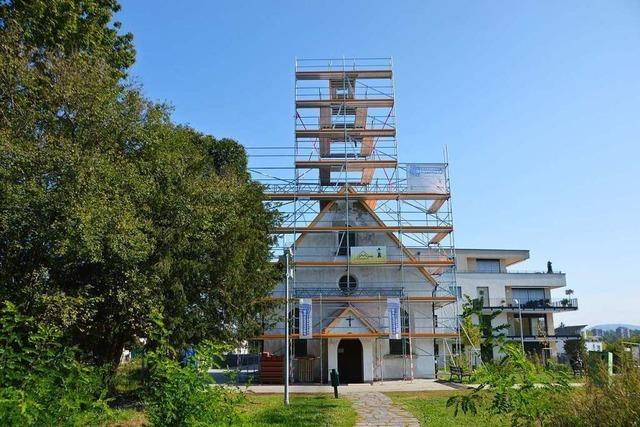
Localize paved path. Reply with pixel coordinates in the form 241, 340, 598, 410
242, 378, 459, 394
347, 391, 420, 427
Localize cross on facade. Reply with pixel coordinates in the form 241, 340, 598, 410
346, 315, 355, 327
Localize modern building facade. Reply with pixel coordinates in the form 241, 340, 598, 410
555, 325, 604, 355
449, 249, 578, 361
251, 58, 459, 383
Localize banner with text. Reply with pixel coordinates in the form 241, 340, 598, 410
406, 163, 447, 193
388, 298, 401, 339
350, 246, 387, 264
299, 298, 313, 339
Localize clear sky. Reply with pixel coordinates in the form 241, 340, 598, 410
117, 1, 640, 327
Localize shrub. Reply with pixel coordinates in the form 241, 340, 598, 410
548, 359, 640, 426
144, 316, 244, 426
447, 343, 571, 426
0, 302, 111, 426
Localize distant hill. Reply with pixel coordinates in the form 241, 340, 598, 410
588, 324, 640, 331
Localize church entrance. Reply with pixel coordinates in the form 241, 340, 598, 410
337, 339, 363, 383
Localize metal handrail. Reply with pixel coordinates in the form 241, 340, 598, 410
479, 298, 578, 310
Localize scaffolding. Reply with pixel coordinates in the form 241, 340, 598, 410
248, 57, 460, 382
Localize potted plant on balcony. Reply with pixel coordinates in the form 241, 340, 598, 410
561, 289, 574, 307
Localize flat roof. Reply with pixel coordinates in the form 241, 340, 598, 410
456, 248, 529, 266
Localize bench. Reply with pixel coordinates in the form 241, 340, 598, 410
449, 365, 472, 383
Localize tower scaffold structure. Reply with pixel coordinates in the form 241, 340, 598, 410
248, 58, 460, 383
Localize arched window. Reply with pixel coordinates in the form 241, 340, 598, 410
389, 309, 410, 355
290, 308, 307, 357
338, 274, 358, 294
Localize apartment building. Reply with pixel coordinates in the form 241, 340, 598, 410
450, 249, 578, 361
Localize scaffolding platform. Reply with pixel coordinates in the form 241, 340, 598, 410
247, 58, 461, 382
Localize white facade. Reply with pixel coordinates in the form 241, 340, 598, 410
263, 201, 453, 382
443, 249, 577, 361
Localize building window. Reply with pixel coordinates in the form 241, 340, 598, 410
512, 288, 546, 307
390, 309, 410, 355
337, 230, 356, 256
476, 286, 490, 307
475, 259, 501, 273
291, 308, 308, 357
338, 274, 358, 294
513, 314, 548, 337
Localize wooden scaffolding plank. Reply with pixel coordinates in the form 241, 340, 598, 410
296, 128, 396, 138
273, 225, 453, 234
265, 191, 450, 201
427, 199, 446, 214
296, 70, 392, 80
296, 99, 394, 108
295, 160, 397, 169
429, 232, 450, 245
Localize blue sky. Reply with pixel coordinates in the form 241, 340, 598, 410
118, 1, 640, 326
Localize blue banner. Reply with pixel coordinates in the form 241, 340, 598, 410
299, 299, 312, 339
388, 298, 401, 339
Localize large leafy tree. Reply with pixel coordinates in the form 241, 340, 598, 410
0, 0, 135, 75
0, 0, 279, 366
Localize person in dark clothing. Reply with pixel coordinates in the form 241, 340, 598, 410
547, 261, 553, 273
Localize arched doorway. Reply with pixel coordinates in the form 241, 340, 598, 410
337, 339, 363, 383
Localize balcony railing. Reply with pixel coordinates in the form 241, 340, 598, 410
505, 334, 581, 340
458, 270, 564, 275
479, 298, 578, 311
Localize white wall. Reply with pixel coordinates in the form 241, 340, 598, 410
264, 200, 440, 381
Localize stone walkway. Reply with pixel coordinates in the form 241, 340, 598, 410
242, 378, 459, 394
347, 391, 420, 427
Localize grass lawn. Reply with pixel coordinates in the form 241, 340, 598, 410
237, 393, 357, 427
106, 393, 356, 427
386, 390, 509, 427
105, 409, 148, 427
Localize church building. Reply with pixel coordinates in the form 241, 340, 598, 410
253, 58, 459, 383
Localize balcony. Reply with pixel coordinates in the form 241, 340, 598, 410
456, 271, 566, 289
505, 334, 581, 341
480, 297, 578, 312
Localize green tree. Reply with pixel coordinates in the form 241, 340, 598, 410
0, 0, 135, 76
564, 336, 587, 365
458, 295, 508, 366
0, 0, 279, 369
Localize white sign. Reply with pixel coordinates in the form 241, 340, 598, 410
388, 298, 401, 339
406, 163, 447, 193
350, 246, 387, 264
299, 298, 313, 339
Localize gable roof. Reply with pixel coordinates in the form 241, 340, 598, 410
322, 304, 378, 335
292, 187, 438, 285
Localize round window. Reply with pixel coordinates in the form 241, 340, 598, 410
338, 275, 357, 294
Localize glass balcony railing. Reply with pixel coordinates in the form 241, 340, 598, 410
478, 298, 578, 311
